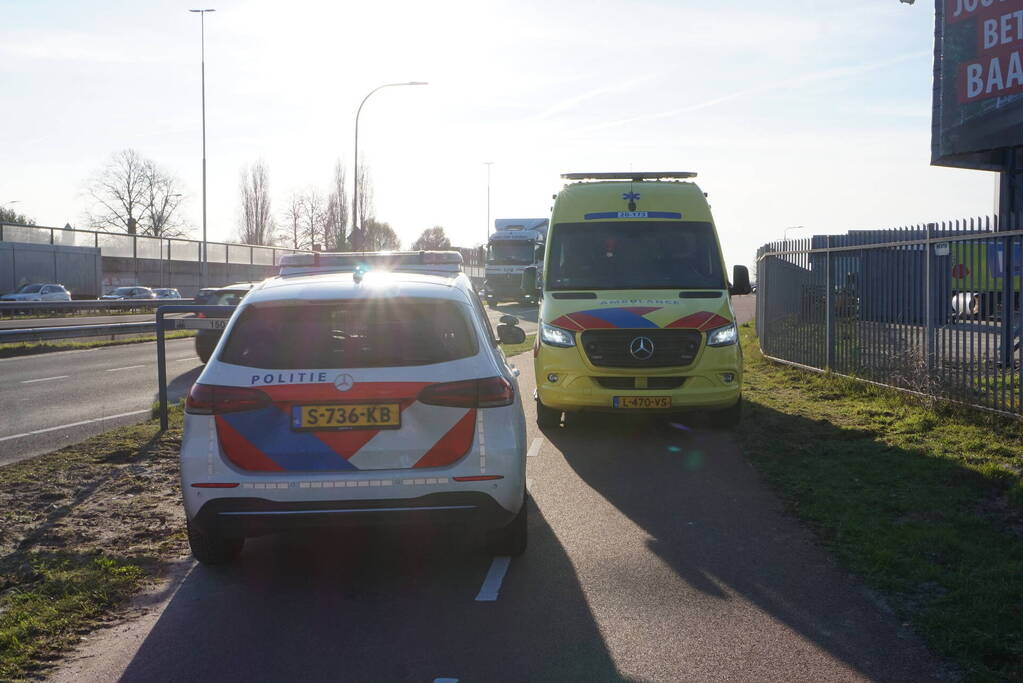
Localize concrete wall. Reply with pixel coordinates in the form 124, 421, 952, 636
101, 256, 279, 297
0, 242, 102, 297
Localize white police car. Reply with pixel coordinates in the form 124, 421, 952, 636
181, 251, 529, 564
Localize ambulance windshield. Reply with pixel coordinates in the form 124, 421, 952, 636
545, 221, 725, 291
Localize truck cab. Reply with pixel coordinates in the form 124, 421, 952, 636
534, 172, 751, 428
484, 218, 549, 307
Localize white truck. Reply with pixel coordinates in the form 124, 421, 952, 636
483, 218, 549, 306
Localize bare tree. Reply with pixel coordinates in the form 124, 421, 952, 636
142, 160, 188, 237
283, 193, 305, 250
411, 226, 451, 250
323, 159, 349, 250
86, 149, 149, 234
238, 160, 275, 245
350, 160, 376, 250
363, 218, 400, 251
300, 190, 325, 250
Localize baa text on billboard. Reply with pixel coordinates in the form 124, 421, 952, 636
933, 0, 1023, 169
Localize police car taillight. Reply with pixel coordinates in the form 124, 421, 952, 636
185, 384, 272, 415
418, 377, 514, 408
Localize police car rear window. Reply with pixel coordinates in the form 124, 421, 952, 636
219, 299, 478, 369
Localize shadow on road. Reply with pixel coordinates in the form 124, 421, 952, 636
543, 410, 946, 682
119, 501, 623, 682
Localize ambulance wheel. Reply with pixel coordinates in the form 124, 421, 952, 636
710, 397, 742, 429
487, 298, 498, 308
535, 399, 561, 429
187, 519, 244, 565
486, 494, 528, 556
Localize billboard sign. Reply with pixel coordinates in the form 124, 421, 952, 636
932, 0, 1023, 170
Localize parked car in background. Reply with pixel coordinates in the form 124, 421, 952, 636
1, 283, 72, 302
194, 282, 258, 363
153, 288, 183, 299
100, 286, 157, 300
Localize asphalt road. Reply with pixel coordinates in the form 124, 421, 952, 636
0, 338, 203, 466
52, 330, 943, 681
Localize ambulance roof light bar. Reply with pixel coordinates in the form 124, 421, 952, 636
561, 171, 697, 181
278, 250, 464, 277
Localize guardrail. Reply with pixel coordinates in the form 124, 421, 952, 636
0, 299, 195, 316
0, 322, 158, 343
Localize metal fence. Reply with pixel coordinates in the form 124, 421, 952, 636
0, 222, 488, 268
756, 215, 1022, 417
0, 222, 306, 267
0, 223, 486, 293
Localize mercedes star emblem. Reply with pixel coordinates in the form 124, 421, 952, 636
629, 336, 655, 361
334, 373, 355, 392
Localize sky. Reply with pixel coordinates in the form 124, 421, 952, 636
0, 0, 1001, 269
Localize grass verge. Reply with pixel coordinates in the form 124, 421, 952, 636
739, 323, 1023, 681
0, 330, 195, 359
0, 410, 187, 680
500, 333, 536, 358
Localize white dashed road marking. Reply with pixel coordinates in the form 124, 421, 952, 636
20, 375, 69, 384
475, 556, 512, 602
0, 409, 150, 443
106, 364, 145, 372
526, 437, 543, 458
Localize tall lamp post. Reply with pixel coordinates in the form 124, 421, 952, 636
352, 81, 427, 251
783, 225, 805, 242
189, 8, 215, 287
483, 162, 494, 252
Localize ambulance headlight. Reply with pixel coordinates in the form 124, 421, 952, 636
707, 322, 738, 347
540, 322, 576, 348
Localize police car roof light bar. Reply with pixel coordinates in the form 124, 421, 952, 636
278, 250, 464, 277
561, 172, 697, 181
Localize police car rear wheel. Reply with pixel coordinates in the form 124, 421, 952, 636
187, 519, 244, 565
535, 399, 561, 428
485, 495, 528, 556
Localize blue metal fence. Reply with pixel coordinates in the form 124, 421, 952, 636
756, 215, 1022, 417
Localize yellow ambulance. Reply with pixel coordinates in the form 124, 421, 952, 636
533, 172, 751, 428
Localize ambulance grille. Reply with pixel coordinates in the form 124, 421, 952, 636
594, 376, 687, 390
581, 330, 702, 368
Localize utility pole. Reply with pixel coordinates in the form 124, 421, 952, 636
189, 8, 215, 287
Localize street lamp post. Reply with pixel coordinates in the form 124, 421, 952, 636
352, 81, 427, 251
484, 162, 494, 251
783, 225, 806, 242
189, 8, 215, 287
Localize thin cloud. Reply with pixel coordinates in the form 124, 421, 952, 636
525, 75, 657, 123
578, 51, 930, 134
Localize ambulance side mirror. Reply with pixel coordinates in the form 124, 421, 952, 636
730, 265, 752, 295
497, 317, 526, 345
